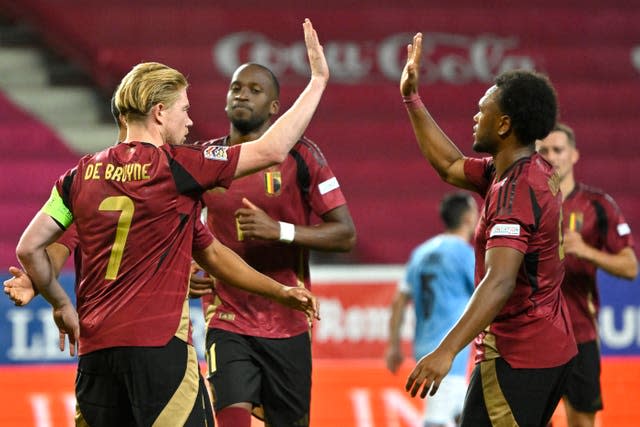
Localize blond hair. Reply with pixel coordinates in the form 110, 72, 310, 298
115, 62, 188, 123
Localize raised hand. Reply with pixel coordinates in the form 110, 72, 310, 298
400, 32, 423, 97
303, 18, 329, 85
3, 266, 37, 306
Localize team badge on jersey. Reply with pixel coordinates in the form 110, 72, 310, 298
203, 145, 228, 161
264, 171, 282, 196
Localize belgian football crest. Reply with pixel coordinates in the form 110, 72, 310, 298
264, 171, 282, 196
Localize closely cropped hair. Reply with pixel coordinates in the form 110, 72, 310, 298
115, 62, 188, 122
494, 70, 557, 145
553, 122, 576, 148
243, 63, 280, 98
440, 192, 474, 230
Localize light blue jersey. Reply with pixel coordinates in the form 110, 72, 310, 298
399, 234, 475, 377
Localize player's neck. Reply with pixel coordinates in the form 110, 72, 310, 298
560, 174, 576, 201
228, 121, 272, 145
124, 123, 162, 147
494, 144, 534, 179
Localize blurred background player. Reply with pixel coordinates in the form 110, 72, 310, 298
195, 62, 355, 427
386, 191, 477, 427
536, 123, 638, 427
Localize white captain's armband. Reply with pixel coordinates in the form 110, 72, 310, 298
490, 223, 520, 237
41, 187, 73, 228
617, 223, 631, 236
318, 177, 339, 195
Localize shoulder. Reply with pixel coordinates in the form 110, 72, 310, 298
195, 136, 229, 147
291, 136, 328, 166
576, 182, 622, 212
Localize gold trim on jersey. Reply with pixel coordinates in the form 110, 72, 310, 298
174, 292, 191, 343
153, 345, 200, 427
481, 359, 519, 427
204, 293, 223, 326
482, 325, 501, 361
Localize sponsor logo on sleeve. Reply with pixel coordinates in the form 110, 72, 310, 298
617, 223, 631, 236
490, 223, 521, 237
318, 177, 340, 195
203, 145, 228, 161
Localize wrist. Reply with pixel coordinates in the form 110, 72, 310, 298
402, 93, 424, 111
279, 221, 295, 243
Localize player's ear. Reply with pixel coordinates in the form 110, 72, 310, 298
270, 99, 280, 116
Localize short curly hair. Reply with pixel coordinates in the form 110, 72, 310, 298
494, 70, 557, 146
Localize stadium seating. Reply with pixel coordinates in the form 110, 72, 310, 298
1, 0, 638, 264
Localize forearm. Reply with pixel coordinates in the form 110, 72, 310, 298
405, 99, 473, 190
17, 247, 71, 308
193, 241, 286, 300
581, 246, 638, 280
438, 275, 514, 357
16, 213, 70, 307
290, 221, 356, 252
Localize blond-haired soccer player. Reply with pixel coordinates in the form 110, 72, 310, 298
16, 19, 326, 427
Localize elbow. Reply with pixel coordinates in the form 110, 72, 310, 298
337, 227, 357, 252
16, 241, 34, 267
622, 262, 638, 281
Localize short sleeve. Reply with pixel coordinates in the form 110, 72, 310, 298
464, 157, 494, 197
296, 139, 347, 216
57, 224, 79, 252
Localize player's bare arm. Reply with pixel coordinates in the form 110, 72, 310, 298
192, 239, 319, 320
4, 242, 71, 306
235, 199, 355, 252
15, 212, 79, 356
385, 291, 410, 374
405, 246, 521, 398
400, 32, 472, 190
234, 18, 329, 178
564, 230, 638, 279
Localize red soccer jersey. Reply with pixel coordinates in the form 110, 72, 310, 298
464, 154, 577, 368
51, 141, 240, 355
562, 183, 635, 343
199, 136, 347, 338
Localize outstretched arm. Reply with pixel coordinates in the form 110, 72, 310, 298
400, 33, 473, 190
192, 239, 319, 320
234, 19, 329, 178
235, 200, 356, 252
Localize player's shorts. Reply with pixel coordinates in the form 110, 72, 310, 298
75, 336, 214, 427
564, 340, 603, 413
460, 357, 575, 427
423, 374, 467, 425
206, 328, 311, 426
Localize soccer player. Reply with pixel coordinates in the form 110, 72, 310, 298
399, 33, 577, 426
386, 191, 477, 427
15, 19, 327, 427
536, 123, 637, 427
195, 62, 355, 427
